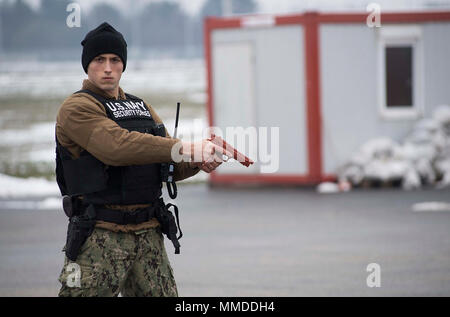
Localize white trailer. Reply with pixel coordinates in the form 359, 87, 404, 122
204, 11, 450, 185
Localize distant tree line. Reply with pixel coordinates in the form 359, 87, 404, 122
0, 0, 256, 58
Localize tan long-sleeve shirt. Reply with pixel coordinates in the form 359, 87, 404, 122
56, 79, 199, 232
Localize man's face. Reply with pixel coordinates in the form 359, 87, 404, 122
87, 53, 123, 93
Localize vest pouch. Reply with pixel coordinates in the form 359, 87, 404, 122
63, 155, 108, 195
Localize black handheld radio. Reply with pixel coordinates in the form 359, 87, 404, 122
166, 102, 180, 199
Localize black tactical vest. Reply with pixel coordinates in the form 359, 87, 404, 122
56, 89, 166, 205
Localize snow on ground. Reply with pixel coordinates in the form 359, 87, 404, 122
0, 122, 55, 147
0, 173, 60, 198
412, 201, 450, 212
0, 197, 62, 211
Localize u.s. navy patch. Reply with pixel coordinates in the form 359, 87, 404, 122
104, 100, 152, 120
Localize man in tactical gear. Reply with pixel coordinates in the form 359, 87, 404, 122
56, 22, 228, 297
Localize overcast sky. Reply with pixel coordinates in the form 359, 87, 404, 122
22, 0, 450, 16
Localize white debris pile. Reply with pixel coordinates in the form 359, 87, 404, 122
337, 104, 450, 190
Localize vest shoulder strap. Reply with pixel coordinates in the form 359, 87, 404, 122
73, 89, 108, 103
124, 92, 141, 100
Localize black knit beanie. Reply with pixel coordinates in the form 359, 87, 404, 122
81, 22, 127, 73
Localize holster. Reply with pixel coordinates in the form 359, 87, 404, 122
64, 204, 96, 262
155, 199, 182, 254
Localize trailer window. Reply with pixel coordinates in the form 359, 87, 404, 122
385, 46, 412, 107
378, 25, 423, 119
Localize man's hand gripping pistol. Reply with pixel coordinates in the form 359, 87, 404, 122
207, 134, 254, 167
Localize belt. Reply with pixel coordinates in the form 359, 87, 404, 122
64, 197, 182, 254
94, 205, 157, 225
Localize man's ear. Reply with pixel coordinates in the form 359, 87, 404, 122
119, 59, 124, 73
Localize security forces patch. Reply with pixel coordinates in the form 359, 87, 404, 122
104, 99, 152, 120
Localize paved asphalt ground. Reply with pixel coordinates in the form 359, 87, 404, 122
0, 184, 449, 297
